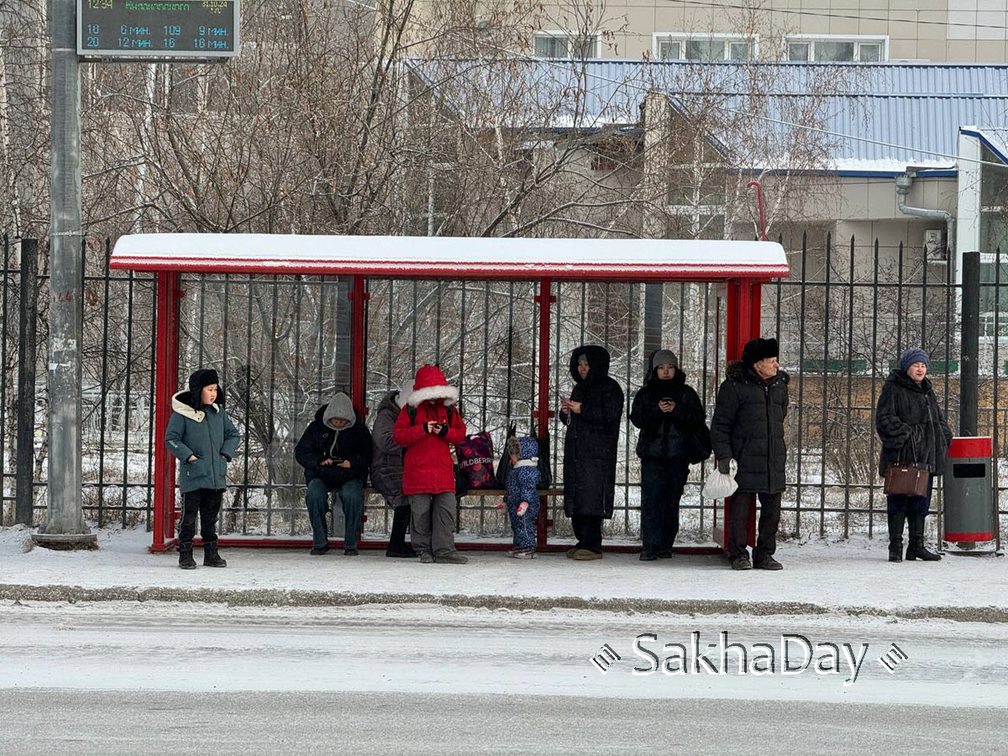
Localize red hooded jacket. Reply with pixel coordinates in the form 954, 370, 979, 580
392, 365, 467, 495
392, 400, 466, 494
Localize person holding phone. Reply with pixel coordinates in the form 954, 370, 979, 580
393, 365, 469, 564
560, 345, 625, 560
295, 391, 373, 556
629, 349, 707, 561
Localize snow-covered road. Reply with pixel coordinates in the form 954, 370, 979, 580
2, 600, 1007, 753
3, 601, 1007, 704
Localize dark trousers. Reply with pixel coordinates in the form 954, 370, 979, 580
886, 474, 933, 516
306, 478, 364, 550
728, 491, 781, 563
571, 514, 603, 553
389, 504, 411, 550
640, 458, 688, 555
178, 488, 224, 547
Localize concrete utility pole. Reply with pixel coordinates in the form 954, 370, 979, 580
34, 0, 95, 549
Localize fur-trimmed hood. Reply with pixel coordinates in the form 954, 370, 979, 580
171, 391, 218, 423
407, 364, 459, 407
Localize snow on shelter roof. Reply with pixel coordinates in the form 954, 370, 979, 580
110, 234, 788, 282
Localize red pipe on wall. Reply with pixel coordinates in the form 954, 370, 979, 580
747, 180, 768, 241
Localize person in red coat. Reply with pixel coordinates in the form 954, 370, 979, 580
392, 365, 469, 564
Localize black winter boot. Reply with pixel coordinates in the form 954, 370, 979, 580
203, 541, 228, 568
905, 513, 941, 561
179, 544, 197, 570
887, 509, 905, 562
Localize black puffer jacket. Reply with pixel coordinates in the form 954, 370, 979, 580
370, 390, 406, 507
561, 345, 625, 518
875, 370, 952, 477
710, 361, 789, 494
294, 405, 372, 488
629, 363, 706, 462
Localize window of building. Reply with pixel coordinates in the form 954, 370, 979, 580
655, 34, 753, 61
533, 32, 599, 59
786, 36, 887, 62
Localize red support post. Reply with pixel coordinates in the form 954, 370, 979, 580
348, 275, 369, 416
152, 271, 180, 552
532, 278, 556, 550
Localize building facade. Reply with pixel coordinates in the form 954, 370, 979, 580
519, 0, 1008, 64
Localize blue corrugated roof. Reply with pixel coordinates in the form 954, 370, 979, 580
405, 59, 1008, 174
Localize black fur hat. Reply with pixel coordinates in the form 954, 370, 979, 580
187, 368, 221, 408
742, 337, 779, 368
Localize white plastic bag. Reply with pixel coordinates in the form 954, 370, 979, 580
702, 459, 738, 499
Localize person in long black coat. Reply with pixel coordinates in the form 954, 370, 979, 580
875, 348, 952, 563
629, 349, 707, 560
710, 337, 789, 571
560, 345, 625, 560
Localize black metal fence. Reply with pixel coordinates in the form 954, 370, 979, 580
2, 233, 1005, 544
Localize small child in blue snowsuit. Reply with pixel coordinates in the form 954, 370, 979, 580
504, 436, 541, 559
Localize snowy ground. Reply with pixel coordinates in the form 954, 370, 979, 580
3, 526, 1008, 753
1, 525, 1007, 618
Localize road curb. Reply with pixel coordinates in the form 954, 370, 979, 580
1, 583, 1006, 623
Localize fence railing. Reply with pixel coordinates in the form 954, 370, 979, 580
2, 233, 1005, 543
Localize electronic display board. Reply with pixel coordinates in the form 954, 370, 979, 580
77, 0, 239, 60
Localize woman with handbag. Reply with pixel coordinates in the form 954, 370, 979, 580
875, 348, 953, 563
629, 349, 709, 561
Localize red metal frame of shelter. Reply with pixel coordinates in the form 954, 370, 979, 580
109, 234, 789, 555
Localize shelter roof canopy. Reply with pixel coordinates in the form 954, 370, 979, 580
110, 234, 788, 282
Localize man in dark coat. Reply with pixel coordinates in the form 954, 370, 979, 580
560, 345, 625, 560
295, 392, 373, 556
875, 347, 952, 562
629, 349, 708, 560
710, 337, 789, 571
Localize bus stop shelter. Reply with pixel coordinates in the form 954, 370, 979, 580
109, 234, 789, 553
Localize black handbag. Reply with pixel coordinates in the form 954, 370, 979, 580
530, 422, 553, 489
494, 422, 517, 488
